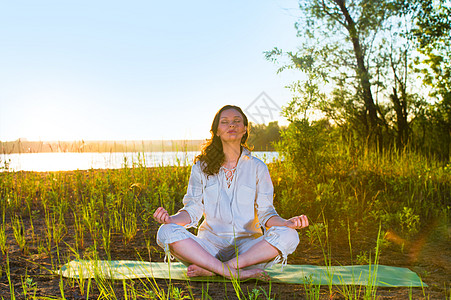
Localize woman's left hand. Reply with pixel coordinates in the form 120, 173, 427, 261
285, 215, 309, 229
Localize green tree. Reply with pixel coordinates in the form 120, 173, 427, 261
266, 0, 420, 148
410, 0, 451, 97
247, 121, 284, 151
409, 0, 451, 160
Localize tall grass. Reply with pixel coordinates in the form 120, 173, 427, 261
272, 137, 450, 241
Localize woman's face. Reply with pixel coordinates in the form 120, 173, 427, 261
216, 108, 247, 144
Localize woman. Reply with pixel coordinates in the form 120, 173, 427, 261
153, 105, 309, 279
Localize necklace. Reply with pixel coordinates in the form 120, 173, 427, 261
222, 165, 236, 188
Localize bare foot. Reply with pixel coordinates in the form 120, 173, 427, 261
237, 268, 270, 281
186, 264, 216, 277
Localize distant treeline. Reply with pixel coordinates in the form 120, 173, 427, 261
1, 122, 284, 154
248, 121, 284, 151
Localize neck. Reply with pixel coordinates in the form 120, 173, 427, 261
222, 142, 241, 167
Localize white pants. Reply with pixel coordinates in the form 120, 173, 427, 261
156, 224, 299, 270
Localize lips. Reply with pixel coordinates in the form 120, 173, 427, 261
227, 130, 237, 134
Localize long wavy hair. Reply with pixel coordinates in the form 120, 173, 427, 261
195, 105, 250, 177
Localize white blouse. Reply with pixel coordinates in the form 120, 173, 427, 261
180, 149, 279, 238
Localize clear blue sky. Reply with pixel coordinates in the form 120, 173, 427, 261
0, 0, 302, 141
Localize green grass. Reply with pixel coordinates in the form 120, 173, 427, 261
0, 145, 449, 299
271, 143, 450, 241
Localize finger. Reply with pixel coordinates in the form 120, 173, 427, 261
154, 211, 163, 222
159, 207, 167, 216
303, 215, 309, 227
162, 213, 170, 224
298, 216, 306, 226
297, 215, 304, 228
290, 216, 306, 229
158, 212, 168, 223
153, 207, 164, 218
153, 208, 161, 219
155, 208, 167, 219
154, 209, 168, 223
291, 218, 302, 229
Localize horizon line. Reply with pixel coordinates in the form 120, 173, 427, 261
0, 138, 208, 143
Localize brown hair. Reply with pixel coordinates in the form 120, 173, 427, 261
195, 105, 250, 176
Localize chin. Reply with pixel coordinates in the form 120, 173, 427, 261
221, 137, 242, 143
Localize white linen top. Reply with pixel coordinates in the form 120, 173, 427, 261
180, 148, 280, 238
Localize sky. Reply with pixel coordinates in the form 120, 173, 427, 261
0, 0, 303, 142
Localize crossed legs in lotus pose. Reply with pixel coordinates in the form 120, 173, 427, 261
168, 237, 279, 280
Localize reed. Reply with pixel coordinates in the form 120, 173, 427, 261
5, 254, 15, 300
0, 212, 7, 255
11, 216, 27, 254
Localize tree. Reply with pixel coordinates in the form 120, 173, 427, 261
410, 0, 451, 97
267, 0, 418, 148
409, 0, 451, 160
247, 121, 284, 151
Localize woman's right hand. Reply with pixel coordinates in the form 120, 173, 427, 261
153, 207, 172, 224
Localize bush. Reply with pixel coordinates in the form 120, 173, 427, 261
273, 118, 451, 240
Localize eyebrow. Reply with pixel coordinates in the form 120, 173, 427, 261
220, 115, 242, 119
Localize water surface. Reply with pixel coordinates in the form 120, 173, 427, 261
1, 151, 279, 172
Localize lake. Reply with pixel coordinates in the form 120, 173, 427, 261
0, 151, 279, 172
